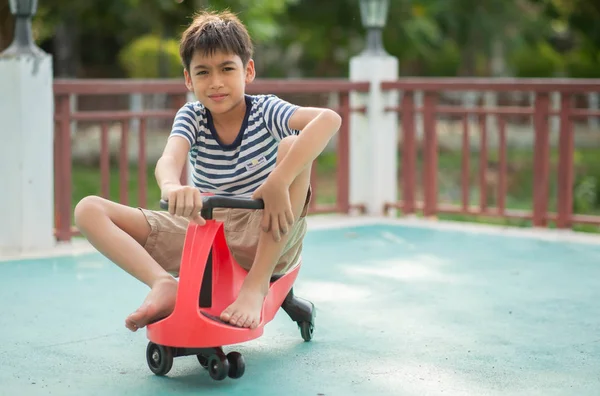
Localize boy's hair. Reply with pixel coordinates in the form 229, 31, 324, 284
179, 10, 254, 71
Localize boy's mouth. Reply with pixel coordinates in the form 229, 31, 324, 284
208, 94, 228, 102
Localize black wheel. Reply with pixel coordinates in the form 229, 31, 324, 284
146, 342, 174, 376
300, 321, 314, 342
226, 352, 245, 379
197, 354, 209, 369
207, 352, 230, 381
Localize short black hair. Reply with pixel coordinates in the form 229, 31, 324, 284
180, 10, 254, 71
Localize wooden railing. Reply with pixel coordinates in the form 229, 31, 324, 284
53, 77, 600, 241
381, 78, 600, 228
53, 79, 369, 241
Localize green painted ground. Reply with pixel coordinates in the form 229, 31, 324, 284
1, 223, 600, 395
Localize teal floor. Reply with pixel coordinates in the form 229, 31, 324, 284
2, 223, 600, 396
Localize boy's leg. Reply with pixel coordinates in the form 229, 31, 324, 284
220, 135, 311, 328
74, 196, 180, 331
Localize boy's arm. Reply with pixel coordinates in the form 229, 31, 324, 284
155, 136, 204, 223
252, 106, 341, 240
155, 136, 189, 191
270, 107, 342, 185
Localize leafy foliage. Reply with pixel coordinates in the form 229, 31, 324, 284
119, 35, 182, 78
4, 0, 596, 78
509, 42, 564, 77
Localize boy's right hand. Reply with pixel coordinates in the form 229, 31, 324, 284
161, 184, 205, 225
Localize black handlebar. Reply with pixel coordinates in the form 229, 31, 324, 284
160, 196, 264, 219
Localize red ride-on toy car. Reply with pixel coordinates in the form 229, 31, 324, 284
145, 196, 316, 381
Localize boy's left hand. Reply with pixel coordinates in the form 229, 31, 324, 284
252, 173, 294, 242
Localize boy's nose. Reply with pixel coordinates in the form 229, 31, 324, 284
210, 77, 224, 89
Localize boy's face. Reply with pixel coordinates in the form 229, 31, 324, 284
184, 50, 255, 114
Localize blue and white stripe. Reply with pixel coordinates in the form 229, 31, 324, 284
169, 94, 299, 197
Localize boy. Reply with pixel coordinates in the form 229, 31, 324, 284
74, 10, 341, 331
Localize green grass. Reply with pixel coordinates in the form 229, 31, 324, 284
68, 148, 600, 233
430, 146, 600, 211
400, 146, 600, 233
72, 164, 162, 211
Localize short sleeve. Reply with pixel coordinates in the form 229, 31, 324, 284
170, 103, 199, 147
261, 95, 300, 140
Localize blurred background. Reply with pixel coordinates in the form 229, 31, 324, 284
1, 0, 599, 80
2, 0, 600, 234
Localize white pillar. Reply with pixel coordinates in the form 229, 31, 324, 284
349, 53, 398, 216
0, 52, 55, 254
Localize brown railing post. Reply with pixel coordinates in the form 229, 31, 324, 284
461, 115, 470, 212
533, 93, 550, 227
53, 119, 60, 234
119, 121, 129, 205
422, 91, 438, 217
100, 123, 110, 199
498, 117, 507, 215
54, 95, 73, 241
337, 92, 350, 213
557, 93, 574, 228
138, 119, 148, 208
401, 91, 416, 214
479, 113, 488, 212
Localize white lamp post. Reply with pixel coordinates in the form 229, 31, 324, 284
350, 0, 397, 216
2, 0, 42, 56
359, 0, 389, 55
0, 0, 54, 253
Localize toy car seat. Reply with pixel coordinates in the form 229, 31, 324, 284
145, 196, 315, 381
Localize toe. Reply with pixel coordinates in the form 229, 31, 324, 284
241, 317, 252, 328
127, 304, 150, 329
236, 314, 249, 328
220, 309, 232, 322
125, 319, 137, 332
126, 314, 138, 329
228, 312, 241, 326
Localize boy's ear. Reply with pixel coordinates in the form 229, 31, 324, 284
184, 68, 193, 91
245, 59, 256, 84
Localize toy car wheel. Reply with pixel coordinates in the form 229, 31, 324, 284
197, 354, 209, 369
146, 342, 174, 376
300, 321, 314, 342
226, 351, 245, 379
207, 352, 230, 381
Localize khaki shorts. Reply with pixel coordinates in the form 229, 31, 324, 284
139, 190, 311, 277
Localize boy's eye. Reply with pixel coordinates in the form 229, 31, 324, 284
196, 71, 208, 75
223, 67, 234, 71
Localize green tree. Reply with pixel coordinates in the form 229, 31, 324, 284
35, 0, 295, 77
532, 0, 600, 77
0, 0, 14, 52
23, 0, 600, 79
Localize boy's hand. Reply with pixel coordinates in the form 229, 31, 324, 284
252, 174, 294, 242
161, 184, 205, 225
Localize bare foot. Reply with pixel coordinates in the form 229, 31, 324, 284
220, 286, 267, 329
125, 277, 178, 332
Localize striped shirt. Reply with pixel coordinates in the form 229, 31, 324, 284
170, 94, 300, 197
